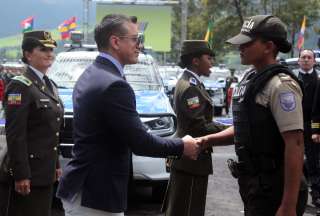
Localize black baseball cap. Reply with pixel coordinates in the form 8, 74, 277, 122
226, 15, 292, 53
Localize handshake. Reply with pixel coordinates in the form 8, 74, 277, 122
182, 135, 209, 160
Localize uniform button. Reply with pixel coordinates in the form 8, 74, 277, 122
54, 147, 57, 151
57, 104, 60, 107
30, 154, 34, 159
44, 105, 48, 108
57, 117, 60, 121
56, 132, 59, 136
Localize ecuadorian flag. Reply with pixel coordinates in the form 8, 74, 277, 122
296, 16, 306, 50
204, 19, 214, 48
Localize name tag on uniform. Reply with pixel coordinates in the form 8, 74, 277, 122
40, 99, 50, 102
7, 93, 22, 105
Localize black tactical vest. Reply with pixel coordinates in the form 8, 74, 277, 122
232, 64, 301, 174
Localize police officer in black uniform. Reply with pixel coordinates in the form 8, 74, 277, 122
199, 15, 308, 216
0, 30, 64, 216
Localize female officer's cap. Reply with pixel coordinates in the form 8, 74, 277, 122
180, 40, 215, 57
226, 15, 292, 53
22, 30, 57, 50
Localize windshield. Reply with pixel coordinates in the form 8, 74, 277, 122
125, 62, 162, 91
48, 54, 162, 91
49, 58, 92, 88
159, 66, 181, 80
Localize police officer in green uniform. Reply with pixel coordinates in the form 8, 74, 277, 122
0, 30, 64, 216
162, 40, 225, 216
199, 15, 308, 216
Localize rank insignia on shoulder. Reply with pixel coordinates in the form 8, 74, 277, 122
7, 93, 22, 105
12, 76, 32, 86
187, 96, 200, 109
189, 77, 197, 86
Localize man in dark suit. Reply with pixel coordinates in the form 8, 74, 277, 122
56, 14, 200, 216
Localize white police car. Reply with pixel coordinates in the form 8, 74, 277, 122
48, 50, 176, 199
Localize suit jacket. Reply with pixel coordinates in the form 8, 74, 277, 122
1, 67, 64, 186
310, 70, 320, 134
172, 70, 223, 175
56, 55, 183, 213
294, 69, 320, 134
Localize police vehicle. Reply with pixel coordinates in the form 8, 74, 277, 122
47, 33, 176, 199
200, 65, 231, 116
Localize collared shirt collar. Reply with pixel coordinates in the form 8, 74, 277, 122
299, 68, 313, 74
29, 65, 45, 82
185, 69, 202, 84
99, 52, 124, 77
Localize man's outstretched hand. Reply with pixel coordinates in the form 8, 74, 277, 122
195, 136, 210, 150
182, 135, 201, 160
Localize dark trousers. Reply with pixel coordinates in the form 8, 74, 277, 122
0, 182, 53, 216
304, 123, 320, 199
238, 170, 308, 216
162, 169, 208, 216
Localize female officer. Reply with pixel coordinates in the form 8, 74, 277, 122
0, 30, 64, 216
162, 40, 225, 216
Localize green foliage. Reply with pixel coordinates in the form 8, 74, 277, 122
170, 0, 320, 64
0, 35, 22, 48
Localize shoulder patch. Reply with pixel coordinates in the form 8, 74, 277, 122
7, 93, 22, 105
187, 96, 200, 109
12, 76, 32, 86
279, 91, 296, 112
189, 77, 197, 86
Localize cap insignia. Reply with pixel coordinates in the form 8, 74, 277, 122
44, 31, 51, 40
241, 19, 254, 33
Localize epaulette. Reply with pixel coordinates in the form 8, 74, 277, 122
189, 77, 197, 86
11, 75, 32, 86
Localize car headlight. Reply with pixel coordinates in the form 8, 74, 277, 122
207, 88, 223, 97
142, 116, 175, 137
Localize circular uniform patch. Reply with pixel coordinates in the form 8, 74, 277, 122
279, 91, 296, 112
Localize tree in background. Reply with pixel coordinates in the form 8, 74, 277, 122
169, 0, 320, 64
272, 0, 320, 57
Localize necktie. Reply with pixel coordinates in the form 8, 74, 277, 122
43, 75, 54, 94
